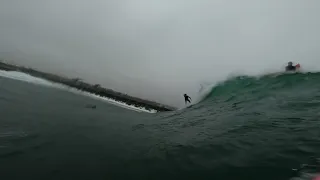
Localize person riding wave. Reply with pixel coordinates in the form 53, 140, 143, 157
183, 94, 192, 105
285, 62, 300, 72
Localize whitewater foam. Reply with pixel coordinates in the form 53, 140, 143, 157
0, 70, 156, 113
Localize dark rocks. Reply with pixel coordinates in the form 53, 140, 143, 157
0, 61, 176, 112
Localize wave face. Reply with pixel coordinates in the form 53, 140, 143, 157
168, 72, 320, 180
198, 72, 320, 110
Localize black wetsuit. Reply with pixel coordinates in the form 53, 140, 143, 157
286, 65, 296, 71
184, 95, 191, 104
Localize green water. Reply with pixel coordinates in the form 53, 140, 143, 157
1, 72, 320, 180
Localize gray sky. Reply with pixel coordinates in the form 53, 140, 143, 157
0, 0, 320, 107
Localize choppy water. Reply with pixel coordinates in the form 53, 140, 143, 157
1, 72, 320, 180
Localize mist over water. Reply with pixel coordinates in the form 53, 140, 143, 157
1, 0, 320, 107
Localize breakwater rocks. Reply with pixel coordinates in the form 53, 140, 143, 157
0, 61, 175, 112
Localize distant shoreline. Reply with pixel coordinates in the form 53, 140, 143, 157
0, 61, 176, 112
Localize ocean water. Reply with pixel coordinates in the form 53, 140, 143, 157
1, 71, 320, 180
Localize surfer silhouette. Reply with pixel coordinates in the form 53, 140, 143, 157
184, 94, 192, 104
286, 62, 299, 72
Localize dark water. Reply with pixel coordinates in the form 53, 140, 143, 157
1, 73, 320, 180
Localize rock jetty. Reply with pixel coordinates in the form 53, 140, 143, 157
0, 61, 176, 112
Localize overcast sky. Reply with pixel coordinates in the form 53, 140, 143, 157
0, 0, 320, 107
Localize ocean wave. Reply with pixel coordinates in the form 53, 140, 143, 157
191, 72, 320, 109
